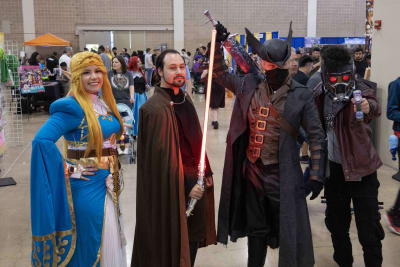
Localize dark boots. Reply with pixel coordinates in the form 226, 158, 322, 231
247, 236, 267, 267
211, 121, 219, 129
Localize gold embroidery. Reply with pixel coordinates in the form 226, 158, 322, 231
32, 233, 57, 267
61, 161, 77, 266
92, 194, 108, 267
32, 161, 77, 267
32, 241, 42, 266
65, 154, 119, 170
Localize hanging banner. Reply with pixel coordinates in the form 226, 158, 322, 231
19, 66, 45, 94
365, 0, 374, 53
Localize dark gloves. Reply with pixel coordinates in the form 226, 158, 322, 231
305, 179, 323, 200
215, 22, 230, 43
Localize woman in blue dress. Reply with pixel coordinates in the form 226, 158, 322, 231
30, 52, 127, 266
128, 56, 148, 137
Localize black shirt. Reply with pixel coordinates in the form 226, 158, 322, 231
293, 70, 310, 86
354, 59, 368, 79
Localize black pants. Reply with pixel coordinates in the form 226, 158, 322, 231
189, 242, 198, 267
245, 160, 280, 267
325, 161, 384, 267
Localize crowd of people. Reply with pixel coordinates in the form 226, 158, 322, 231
27, 24, 400, 267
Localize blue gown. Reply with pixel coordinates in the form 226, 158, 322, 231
30, 96, 121, 266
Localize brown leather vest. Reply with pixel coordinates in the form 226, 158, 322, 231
246, 82, 290, 165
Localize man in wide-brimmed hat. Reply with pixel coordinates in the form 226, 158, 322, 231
208, 22, 327, 267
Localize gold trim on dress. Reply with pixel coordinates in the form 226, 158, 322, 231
60, 162, 77, 266
31, 163, 77, 267
93, 193, 108, 267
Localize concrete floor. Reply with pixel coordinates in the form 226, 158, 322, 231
0, 91, 399, 267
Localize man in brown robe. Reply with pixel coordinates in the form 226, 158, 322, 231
131, 49, 216, 267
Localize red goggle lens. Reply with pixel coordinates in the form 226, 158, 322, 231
342, 75, 350, 81
329, 76, 337, 83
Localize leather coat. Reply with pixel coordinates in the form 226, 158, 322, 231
313, 78, 382, 181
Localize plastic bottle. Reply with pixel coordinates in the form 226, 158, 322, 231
353, 90, 364, 121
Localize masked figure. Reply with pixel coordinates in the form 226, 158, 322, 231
210, 23, 327, 267
312, 46, 383, 267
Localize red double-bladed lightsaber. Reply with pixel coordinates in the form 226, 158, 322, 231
186, 29, 217, 217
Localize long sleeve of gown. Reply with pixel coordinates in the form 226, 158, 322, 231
31, 97, 84, 267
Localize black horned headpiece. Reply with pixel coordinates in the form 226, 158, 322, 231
245, 21, 293, 68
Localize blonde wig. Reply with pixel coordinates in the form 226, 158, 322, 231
68, 51, 123, 159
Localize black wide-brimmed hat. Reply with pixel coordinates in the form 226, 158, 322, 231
245, 22, 293, 68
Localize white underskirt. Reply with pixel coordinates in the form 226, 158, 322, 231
101, 191, 127, 267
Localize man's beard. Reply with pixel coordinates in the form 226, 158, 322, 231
164, 74, 186, 88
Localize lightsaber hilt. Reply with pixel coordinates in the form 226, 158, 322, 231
186, 169, 205, 217
203, 10, 218, 26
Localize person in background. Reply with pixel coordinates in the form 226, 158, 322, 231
122, 48, 130, 64
99, 45, 111, 72
137, 50, 145, 67
59, 47, 73, 71
385, 77, 400, 235
28, 52, 41, 66
144, 48, 154, 87
58, 62, 71, 95
199, 46, 207, 57
39, 59, 45, 69
288, 48, 299, 77
310, 47, 321, 76
46, 52, 59, 80
108, 55, 135, 109
128, 56, 148, 138
354, 46, 368, 79
105, 45, 113, 60
152, 48, 160, 66
293, 55, 314, 86
292, 55, 314, 164
295, 49, 302, 59
112, 47, 118, 57
187, 51, 194, 71
181, 49, 193, 94
181, 49, 190, 65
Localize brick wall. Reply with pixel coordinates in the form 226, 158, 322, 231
316, 0, 365, 37
34, 0, 80, 49
0, 0, 24, 47
145, 31, 174, 51
4, 0, 366, 56
33, 0, 174, 51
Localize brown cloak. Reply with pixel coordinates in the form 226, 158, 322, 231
132, 87, 216, 267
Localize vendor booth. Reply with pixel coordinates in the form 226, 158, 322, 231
22, 33, 71, 112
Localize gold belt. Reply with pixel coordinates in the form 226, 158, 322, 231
65, 154, 122, 215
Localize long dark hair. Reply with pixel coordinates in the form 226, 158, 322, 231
29, 52, 40, 66
112, 55, 127, 74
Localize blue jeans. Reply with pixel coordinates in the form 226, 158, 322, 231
145, 68, 153, 86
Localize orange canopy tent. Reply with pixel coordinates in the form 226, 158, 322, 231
24, 33, 71, 47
